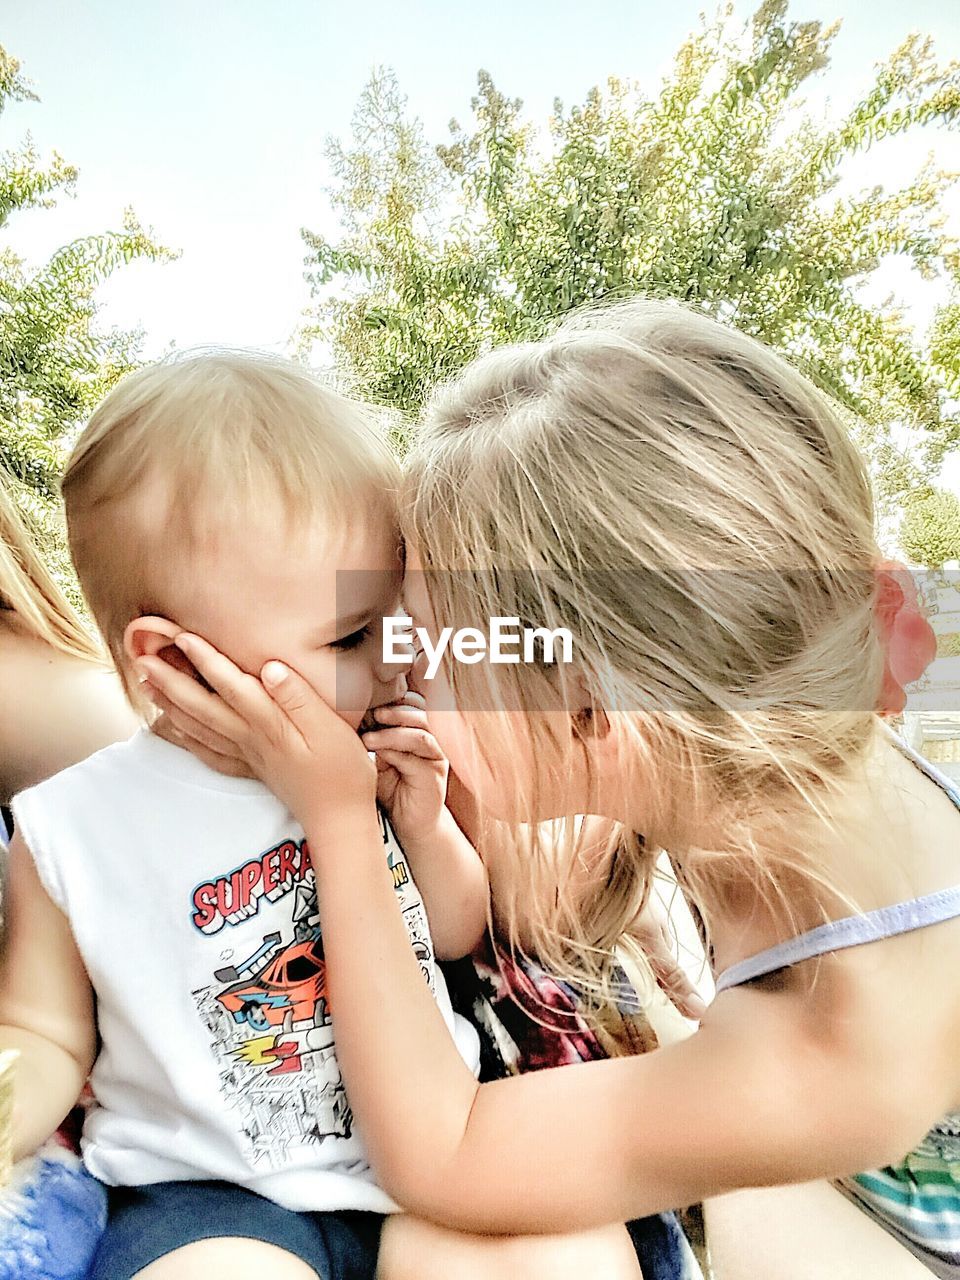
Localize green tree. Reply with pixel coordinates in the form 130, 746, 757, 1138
0, 44, 172, 506
930, 275, 960, 402
900, 487, 960, 569
301, 2, 960, 506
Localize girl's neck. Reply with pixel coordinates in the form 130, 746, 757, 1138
601, 724, 917, 958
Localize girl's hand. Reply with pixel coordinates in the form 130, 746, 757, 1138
361, 690, 448, 845
142, 653, 255, 779
136, 634, 376, 821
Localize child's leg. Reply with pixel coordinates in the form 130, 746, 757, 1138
89, 1181, 383, 1280
132, 1238, 318, 1279
705, 1181, 934, 1279
377, 1214, 644, 1280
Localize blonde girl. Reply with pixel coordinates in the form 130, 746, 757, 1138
0, 472, 136, 809
140, 301, 960, 1278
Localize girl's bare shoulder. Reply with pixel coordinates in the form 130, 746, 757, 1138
0, 623, 139, 803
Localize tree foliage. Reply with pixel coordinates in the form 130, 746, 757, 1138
301, 2, 960, 506
0, 43, 172, 503
900, 487, 960, 569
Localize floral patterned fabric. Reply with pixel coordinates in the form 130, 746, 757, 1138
443, 940, 703, 1279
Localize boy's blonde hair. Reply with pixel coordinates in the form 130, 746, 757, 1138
0, 472, 105, 664
403, 299, 885, 994
63, 351, 400, 709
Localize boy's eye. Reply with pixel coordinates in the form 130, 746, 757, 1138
330, 625, 372, 652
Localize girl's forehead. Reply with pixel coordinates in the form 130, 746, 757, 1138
398, 559, 434, 618
403, 545, 424, 573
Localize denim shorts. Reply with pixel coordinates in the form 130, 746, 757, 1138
87, 1180, 385, 1280
87, 1179, 699, 1280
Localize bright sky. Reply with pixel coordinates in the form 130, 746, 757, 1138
4, 0, 960, 494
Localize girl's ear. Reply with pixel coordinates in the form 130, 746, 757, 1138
567, 668, 612, 741
572, 704, 612, 741
123, 615, 182, 665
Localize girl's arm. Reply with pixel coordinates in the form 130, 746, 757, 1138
0, 834, 97, 1159
0, 637, 139, 805
139, 639, 938, 1234
313, 806, 927, 1232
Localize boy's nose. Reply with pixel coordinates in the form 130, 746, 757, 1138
374, 652, 412, 709
373, 672, 409, 713
375, 634, 415, 682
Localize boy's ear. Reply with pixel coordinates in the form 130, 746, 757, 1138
124, 615, 213, 688
123, 615, 182, 665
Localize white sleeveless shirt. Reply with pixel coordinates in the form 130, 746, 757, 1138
11, 729, 479, 1212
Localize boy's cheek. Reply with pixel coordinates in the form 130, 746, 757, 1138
321, 659, 373, 731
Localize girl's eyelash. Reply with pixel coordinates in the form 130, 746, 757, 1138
331, 625, 372, 652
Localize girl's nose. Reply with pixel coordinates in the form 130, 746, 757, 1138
407, 647, 429, 696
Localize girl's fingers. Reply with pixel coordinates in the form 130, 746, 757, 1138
150, 692, 247, 760
361, 726, 444, 760
173, 634, 273, 724
259, 659, 346, 749
138, 653, 250, 743
152, 714, 250, 777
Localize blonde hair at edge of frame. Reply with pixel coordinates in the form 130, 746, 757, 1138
61, 351, 401, 716
0, 471, 105, 665
403, 299, 890, 999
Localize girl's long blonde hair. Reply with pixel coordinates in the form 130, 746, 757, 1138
403, 299, 886, 996
0, 471, 104, 664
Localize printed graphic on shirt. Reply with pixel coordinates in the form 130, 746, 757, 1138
190, 836, 312, 936
190, 811, 435, 1171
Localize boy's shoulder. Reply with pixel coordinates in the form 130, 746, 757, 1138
14, 726, 144, 800
14, 728, 270, 810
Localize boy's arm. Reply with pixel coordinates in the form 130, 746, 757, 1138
362, 696, 488, 961
0, 833, 96, 1160
392, 807, 489, 961
448, 773, 645, 944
